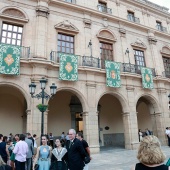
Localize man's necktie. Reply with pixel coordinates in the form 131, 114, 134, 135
69, 141, 72, 148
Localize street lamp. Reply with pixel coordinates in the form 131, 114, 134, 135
125, 48, 130, 64
88, 40, 92, 57
29, 77, 57, 139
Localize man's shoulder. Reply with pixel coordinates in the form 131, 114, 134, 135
25, 138, 32, 144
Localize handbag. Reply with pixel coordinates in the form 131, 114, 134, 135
166, 158, 170, 166
34, 164, 39, 170
84, 155, 90, 164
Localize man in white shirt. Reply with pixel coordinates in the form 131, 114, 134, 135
13, 134, 28, 170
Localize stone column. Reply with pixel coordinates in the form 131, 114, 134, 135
71, 112, 76, 130
85, 82, 99, 153
44, 109, 49, 135
122, 112, 139, 149
26, 109, 32, 134
151, 112, 166, 144
34, 0, 50, 59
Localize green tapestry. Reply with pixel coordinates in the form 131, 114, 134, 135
0, 44, 21, 75
105, 60, 121, 87
59, 53, 78, 81
141, 67, 153, 89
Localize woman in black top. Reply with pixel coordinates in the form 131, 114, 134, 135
0, 134, 8, 163
133, 135, 169, 170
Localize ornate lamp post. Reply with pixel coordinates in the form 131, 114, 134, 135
88, 40, 93, 57
125, 48, 130, 64
29, 77, 57, 138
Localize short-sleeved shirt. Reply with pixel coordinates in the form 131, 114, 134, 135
81, 140, 89, 155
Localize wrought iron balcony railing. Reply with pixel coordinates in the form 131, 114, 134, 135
162, 71, 170, 78
50, 51, 156, 76
156, 25, 167, 32
127, 15, 140, 23
122, 63, 156, 77
97, 4, 112, 14
20, 46, 30, 59
64, 0, 76, 4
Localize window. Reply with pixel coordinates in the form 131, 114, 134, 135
100, 42, 113, 68
57, 33, 74, 54
1, 23, 23, 46
156, 21, 162, 31
98, 2, 112, 14
127, 11, 135, 21
134, 50, 145, 67
163, 57, 170, 77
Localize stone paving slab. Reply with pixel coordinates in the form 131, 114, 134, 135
88, 146, 170, 170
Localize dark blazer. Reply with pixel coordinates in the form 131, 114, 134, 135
66, 138, 86, 170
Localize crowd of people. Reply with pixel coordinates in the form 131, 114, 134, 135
0, 129, 91, 170
138, 128, 152, 142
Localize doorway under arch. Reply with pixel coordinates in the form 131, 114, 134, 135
98, 94, 124, 148
48, 91, 83, 137
0, 85, 27, 135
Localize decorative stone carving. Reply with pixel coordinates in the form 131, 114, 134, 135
131, 39, 147, 49
103, 18, 108, 27
3, 8, 26, 18
55, 20, 79, 34
97, 30, 117, 42
83, 19, 91, 29
160, 46, 170, 56
36, 6, 50, 18
148, 37, 157, 45
116, 0, 120, 6
119, 28, 126, 37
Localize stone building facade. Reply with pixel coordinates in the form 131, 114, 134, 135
0, 0, 170, 153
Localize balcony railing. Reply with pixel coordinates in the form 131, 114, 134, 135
162, 71, 170, 78
127, 15, 140, 23
156, 25, 167, 32
64, 0, 76, 4
122, 63, 156, 77
20, 46, 30, 59
50, 51, 156, 76
97, 4, 112, 14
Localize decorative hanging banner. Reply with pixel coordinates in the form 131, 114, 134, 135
141, 67, 154, 89
0, 44, 21, 75
59, 53, 78, 81
105, 60, 121, 87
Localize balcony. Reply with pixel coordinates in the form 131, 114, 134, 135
162, 71, 170, 78
97, 4, 112, 14
64, 0, 76, 3
20, 46, 30, 59
50, 51, 156, 76
127, 15, 140, 23
156, 25, 167, 32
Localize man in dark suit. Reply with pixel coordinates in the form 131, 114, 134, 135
66, 129, 86, 170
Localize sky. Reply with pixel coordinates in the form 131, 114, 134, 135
148, 0, 170, 10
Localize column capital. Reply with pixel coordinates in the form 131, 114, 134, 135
152, 112, 162, 116
36, 6, 50, 18
26, 109, 31, 115
82, 112, 89, 116
122, 112, 130, 117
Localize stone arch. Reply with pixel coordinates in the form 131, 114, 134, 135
96, 91, 129, 113
50, 87, 88, 112
136, 93, 161, 113
97, 28, 117, 42
162, 45, 170, 55
0, 6, 29, 21
0, 82, 30, 109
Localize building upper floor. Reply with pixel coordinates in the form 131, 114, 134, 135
0, 0, 170, 79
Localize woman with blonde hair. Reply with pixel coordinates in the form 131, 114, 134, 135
133, 135, 169, 170
0, 155, 12, 170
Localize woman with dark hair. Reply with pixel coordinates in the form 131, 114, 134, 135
0, 134, 9, 163
50, 139, 67, 170
33, 135, 52, 170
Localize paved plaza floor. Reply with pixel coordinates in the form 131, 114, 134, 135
89, 146, 170, 170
